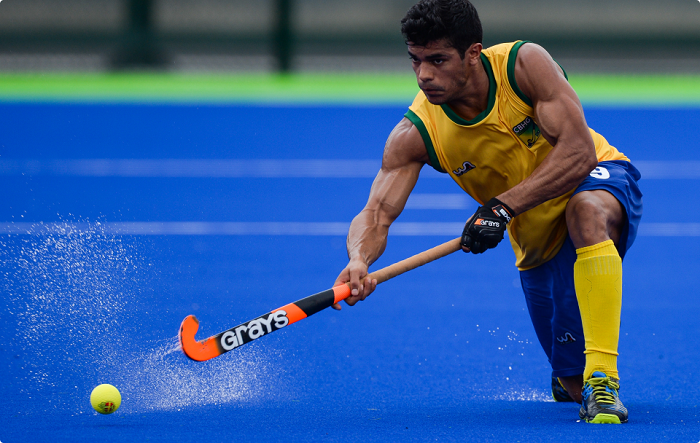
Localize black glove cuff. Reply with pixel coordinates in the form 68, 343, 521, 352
484, 197, 517, 220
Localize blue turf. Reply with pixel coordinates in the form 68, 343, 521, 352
1, 104, 700, 442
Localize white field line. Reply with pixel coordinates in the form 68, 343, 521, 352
0, 221, 698, 237
1, 159, 695, 179
0, 159, 383, 178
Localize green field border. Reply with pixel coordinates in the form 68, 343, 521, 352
0, 73, 699, 105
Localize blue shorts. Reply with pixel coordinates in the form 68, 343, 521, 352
519, 160, 642, 377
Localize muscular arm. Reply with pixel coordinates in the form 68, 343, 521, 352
497, 44, 598, 215
332, 117, 429, 309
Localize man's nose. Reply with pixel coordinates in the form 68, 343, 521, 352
417, 63, 434, 83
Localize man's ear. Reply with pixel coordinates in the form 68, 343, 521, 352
466, 43, 483, 64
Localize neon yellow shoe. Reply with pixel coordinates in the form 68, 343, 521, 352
579, 372, 628, 424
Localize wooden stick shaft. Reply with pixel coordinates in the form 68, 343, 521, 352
366, 237, 462, 285
180, 237, 463, 361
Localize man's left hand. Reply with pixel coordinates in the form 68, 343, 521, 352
461, 198, 516, 254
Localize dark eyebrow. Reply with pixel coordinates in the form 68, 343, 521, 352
425, 53, 450, 60
407, 50, 450, 60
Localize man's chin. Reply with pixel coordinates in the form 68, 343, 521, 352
424, 94, 448, 105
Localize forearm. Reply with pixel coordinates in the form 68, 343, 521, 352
346, 207, 390, 268
346, 161, 421, 265
498, 143, 597, 215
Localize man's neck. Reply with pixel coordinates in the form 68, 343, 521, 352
445, 59, 490, 122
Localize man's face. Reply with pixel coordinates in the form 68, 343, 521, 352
407, 39, 474, 105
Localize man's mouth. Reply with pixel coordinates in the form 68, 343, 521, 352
420, 85, 443, 94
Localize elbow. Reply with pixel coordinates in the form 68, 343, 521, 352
582, 153, 598, 176
576, 142, 598, 180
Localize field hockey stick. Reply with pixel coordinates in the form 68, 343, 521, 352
179, 237, 462, 361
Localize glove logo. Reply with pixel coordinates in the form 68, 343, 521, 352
491, 206, 512, 222
474, 218, 500, 228
453, 161, 475, 176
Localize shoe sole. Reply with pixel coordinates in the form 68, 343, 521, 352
584, 413, 626, 424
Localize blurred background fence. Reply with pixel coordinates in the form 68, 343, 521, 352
0, 0, 698, 73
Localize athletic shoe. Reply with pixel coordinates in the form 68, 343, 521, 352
579, 371, 628, 424
551, 375, 575, 402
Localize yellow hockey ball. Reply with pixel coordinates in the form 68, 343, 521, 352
90, 384, 121, 414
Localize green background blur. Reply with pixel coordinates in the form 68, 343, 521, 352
0, 0, 698, 103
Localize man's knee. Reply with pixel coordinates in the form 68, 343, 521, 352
566, 191, 624, 249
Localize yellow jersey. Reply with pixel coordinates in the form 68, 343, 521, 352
405, 41, 628, 270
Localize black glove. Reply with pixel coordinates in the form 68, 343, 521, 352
461, 198, 516, 254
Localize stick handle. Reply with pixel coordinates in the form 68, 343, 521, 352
365, 237, 462, 285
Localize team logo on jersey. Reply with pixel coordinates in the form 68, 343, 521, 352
556, 332, 577, 344
453, 161, 475, 176
513, 117, 541, 148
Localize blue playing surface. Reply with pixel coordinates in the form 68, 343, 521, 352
1, 103, 700, 442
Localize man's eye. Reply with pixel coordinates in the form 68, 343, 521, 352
433, 59, 444, 65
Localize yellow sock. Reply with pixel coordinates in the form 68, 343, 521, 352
574, 239, 622, 381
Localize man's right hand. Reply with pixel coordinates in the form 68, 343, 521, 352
331, 117, 426, 311
331, 258, 378, 310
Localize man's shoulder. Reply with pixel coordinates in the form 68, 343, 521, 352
386, 117, 431, 168
482, 41, 534, 83
483, 41, 552, 67
482, 41, 522, 58
483, 42, 518, 52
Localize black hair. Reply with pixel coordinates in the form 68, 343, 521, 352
401, 0, 483, 59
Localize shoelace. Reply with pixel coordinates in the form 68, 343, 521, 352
586, 377, 620, 405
